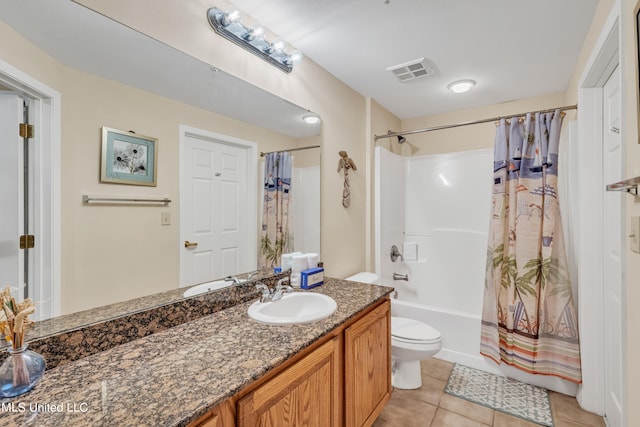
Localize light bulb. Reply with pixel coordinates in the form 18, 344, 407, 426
285, 50, 303, 66
243, 24, 264, 41
221, 6, 241, 26
265, 38, 284, 54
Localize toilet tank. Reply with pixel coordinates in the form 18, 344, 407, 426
345, 272, 379, 284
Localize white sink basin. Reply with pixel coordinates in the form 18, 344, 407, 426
183, 279, 245, 298
248, 292, 337, 325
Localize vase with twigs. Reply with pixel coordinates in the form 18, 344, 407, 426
0, 285, 45, 398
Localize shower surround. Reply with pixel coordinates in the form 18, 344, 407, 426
374, 146, 578, 396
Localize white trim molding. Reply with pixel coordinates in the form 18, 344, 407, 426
0, 58, 62, 319
575, 0, 621, 417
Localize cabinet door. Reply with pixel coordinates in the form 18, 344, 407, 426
190, 400, 236, 427
344, 300, 391, 427
237, 337, 341, 426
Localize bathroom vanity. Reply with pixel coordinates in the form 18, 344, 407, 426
0, 278, 393, 427
192, 296, 391, 427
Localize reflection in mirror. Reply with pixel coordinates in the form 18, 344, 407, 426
0, 1, 321, 139
259, 145, 321, 269
0, 0, 321, 342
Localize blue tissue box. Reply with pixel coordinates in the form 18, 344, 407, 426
301, 267, 324, 289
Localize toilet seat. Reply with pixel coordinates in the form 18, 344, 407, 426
391, 317, 441, 344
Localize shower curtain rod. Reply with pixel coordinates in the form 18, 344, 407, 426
259, 145, 321, 157
374, 104, 578, 141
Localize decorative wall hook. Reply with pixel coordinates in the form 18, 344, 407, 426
337, 151, 357, 208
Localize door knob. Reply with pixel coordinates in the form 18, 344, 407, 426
184, 240, 198, 248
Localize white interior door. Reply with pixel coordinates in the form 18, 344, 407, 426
602, 66, 623, 427
180, 130, 255, 286
0, 62, 60, 321
0, 92, 23, 297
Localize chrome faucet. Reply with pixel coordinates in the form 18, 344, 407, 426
255, 282, 272, 302
227, 271, 258, 284
271, 278, 293, 302
393, 273, 409, 281
225, 275, 241, 285
255, 278, 294, 303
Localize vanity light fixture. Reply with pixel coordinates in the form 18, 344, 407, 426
207, 6, 303, 73
447, 79, 476, 94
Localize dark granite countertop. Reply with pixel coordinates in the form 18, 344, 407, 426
0, 278, 393, 427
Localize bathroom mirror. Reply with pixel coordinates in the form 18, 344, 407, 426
0, 1, 321, 339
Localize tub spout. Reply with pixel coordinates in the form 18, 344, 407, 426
393, 273, 409, 281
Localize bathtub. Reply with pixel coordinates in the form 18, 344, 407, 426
375, 147, 579, 396
390, 295, 579, 396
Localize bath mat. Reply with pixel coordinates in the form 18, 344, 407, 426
444, 364, 553, 426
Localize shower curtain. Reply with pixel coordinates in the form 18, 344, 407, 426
480, 111, 582, 383
260, 152, 293, 268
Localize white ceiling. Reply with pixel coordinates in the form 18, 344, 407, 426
232, 0, 600, 119
1, 1, 600, 125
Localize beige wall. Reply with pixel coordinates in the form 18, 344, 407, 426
399, 93, 567, 156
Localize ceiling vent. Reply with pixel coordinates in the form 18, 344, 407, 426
386, 57, 434, 82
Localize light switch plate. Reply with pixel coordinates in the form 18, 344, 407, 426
161, 212, 171, 226
631, 216, 640, 254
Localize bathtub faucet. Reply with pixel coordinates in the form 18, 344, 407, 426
393, 273, 409, 281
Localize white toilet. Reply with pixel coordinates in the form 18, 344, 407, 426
345, 272, 443, 390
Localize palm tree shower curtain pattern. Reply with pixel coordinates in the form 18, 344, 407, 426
480, 110, 582, 383
260, 152, 293, 268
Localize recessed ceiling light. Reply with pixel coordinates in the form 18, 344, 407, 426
447, 79, 476, 94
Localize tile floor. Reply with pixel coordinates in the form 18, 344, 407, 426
373, 358, 606, 427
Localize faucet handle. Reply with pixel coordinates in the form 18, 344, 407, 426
276, 277, 290, 289
390, 245, 404, 262
255, 282, 272, 302
271, 281, 293, 302
276, 284, 293, 294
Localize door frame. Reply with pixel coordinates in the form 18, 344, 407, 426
576, 1, 625, 420
0, 58, 61, 319
178, 125, 258, 286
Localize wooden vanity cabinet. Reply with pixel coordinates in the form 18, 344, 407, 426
189, 400, 236, 427
190, 297, 390, 427
237, 336, 342, 426
344, 300, 392, 427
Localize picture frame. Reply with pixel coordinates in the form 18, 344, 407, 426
100, 127, 158, 186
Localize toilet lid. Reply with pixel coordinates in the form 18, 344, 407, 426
391, 316, 441, 342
